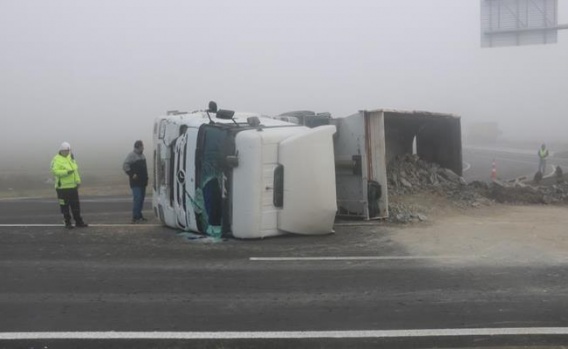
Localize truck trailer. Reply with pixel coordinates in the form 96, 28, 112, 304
277, 108, 462, 220
152, 102, 337, 239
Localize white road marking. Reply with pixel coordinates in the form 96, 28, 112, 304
463, 145, 543, 156
0, 224, 161, 227
3, 328, 568, 340
0, 197, 43, 201
470, 153, 536, 166
462, 161, 471, 172
250, 256, 460, 261
543, 164, 557, 179
0, 197, 132, 202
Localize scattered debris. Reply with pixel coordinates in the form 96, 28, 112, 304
177, 232, 225, 243
385, 154, 568, 223
387, 201, 428, 224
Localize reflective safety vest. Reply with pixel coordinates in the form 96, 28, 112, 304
539, 148, 549, 159
51, 153, 81, 189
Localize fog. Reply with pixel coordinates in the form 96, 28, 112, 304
1, 0, 567, 173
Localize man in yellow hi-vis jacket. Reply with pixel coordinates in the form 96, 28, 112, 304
50, 142, 88, 229
538, 143, 550, 174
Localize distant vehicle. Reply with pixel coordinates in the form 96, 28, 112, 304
152, 102, 337, 239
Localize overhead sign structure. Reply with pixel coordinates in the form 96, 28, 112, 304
481, 0, 567, 48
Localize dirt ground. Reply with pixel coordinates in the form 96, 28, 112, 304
386, 192, 568, 267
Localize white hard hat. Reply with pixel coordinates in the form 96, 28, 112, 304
59, 142, 71, 151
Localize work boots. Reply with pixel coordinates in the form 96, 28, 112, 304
65, 219, 88, 228
131, 217, 147, 224
75, 221, 89, 228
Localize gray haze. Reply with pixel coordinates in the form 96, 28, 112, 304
1, 0, 567, 171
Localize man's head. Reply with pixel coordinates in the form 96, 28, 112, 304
59, 142, 71, 156
134, 140, 144, 154
541, 143, 546, 150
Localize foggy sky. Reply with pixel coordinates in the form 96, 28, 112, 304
1, 0, 567, 168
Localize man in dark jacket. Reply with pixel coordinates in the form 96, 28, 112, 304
123, 140, 149, 223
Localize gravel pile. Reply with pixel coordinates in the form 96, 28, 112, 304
385, 154, 568, 223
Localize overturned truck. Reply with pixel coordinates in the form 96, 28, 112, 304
153, 103, 462, 238
152, 103, 337, 239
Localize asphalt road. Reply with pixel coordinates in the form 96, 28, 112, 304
1, 196, 568, 348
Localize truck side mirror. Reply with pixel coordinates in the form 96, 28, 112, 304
247, 116, 261, 127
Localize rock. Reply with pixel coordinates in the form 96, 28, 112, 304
400, 178, 412, 188
391, 173, 398, 186
429, 173, 439, 185
514, 180, 526, 188
439, 168, 460, 182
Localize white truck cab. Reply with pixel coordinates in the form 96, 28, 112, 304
152, 103, 337, 239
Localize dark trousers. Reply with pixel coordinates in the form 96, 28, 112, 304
56, 188, 84, 224
131, 186, 146, 220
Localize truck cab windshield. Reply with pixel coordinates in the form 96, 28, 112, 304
195, 124, 235, 237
